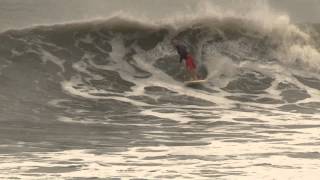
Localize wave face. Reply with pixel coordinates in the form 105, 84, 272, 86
1, 10, 320, 179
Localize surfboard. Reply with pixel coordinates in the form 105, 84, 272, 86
184, 79, 207, 86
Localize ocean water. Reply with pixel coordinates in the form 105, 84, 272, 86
1, 1, 320, 180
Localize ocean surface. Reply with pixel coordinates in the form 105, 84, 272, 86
1, 1, 320, 180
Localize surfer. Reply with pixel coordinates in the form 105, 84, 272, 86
172, 40, 198, 80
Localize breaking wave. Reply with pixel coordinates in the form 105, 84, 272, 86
1, 2, 320, 179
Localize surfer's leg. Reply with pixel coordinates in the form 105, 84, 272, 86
191, 69, 198, 80
185, 55, 196, 80
187, 56, 198, 80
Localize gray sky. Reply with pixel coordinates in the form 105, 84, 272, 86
269, 0, 320, 23
0, 0, 319, 31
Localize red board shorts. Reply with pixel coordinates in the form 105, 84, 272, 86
185, 54, 196, 71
